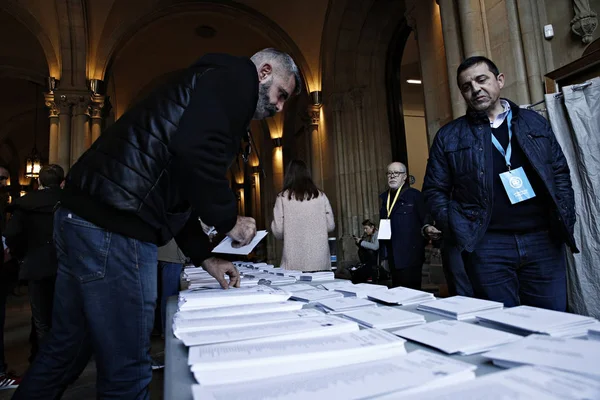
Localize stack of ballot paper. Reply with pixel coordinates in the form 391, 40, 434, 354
187, 328, 407, 386
289, 288, 344, 303
191, 350, 476, 400
589, 326, 600, 341
174, 301, 303, 321
277, 283, 315, 293
176, 315, 359, 346
244, 272, 297, 285
380, 365, 600, 400
475, 305, 600, 337
483, 334, 600, 379
316, 296, 377, 313
368, 286, 435, 305
298, 271, 335, 281
392, 319, 520, 355
341, 306, 426, 329
416, 295, 503, 320
177, 286, 291, 311
319, 280, 356, 291
173, 309, 323, 335
335, 283, 389, 298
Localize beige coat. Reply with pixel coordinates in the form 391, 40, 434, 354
271, 191, 335, 271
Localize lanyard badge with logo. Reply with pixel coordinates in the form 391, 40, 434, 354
493, 110, 536, 204
378, 184, 403, 240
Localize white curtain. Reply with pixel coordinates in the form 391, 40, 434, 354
546, 77, 600, 319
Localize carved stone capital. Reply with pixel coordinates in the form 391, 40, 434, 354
44, 93, 59, 118
571, 0, 598, 44
90, 94, 105, 119
307, 104, 321, 126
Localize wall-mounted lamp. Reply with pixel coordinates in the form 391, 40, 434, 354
406, 79, 422, 85
47, 77, 58, 93
310, 90, 322, 106
89, 79, 104, 95
272, 137, 282, 147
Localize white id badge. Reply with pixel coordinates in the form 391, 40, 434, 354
378, 219, 392, 240
499, 167, 536, 204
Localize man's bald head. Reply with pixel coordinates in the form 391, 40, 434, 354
386, 162, 407, 190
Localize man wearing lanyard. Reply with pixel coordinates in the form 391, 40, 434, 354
423, 56, 577, 311
379, 162, 428, 289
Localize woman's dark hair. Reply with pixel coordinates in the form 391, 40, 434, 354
281, 159, 320, 201
362, 219, 377, 229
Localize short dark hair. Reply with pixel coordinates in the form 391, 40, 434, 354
39, 164, 64, 187
281, 159, 320, 201
362, 219, 376, 229
456, 56, 500, 86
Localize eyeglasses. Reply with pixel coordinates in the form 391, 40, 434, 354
386, 171, 406, 178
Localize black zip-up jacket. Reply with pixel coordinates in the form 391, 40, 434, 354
422, 99, 577, 253
61, 53, 258, 264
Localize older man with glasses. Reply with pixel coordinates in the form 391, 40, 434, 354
378, 162, 432, 289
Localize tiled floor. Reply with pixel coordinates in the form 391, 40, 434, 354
0, 287, 164, 399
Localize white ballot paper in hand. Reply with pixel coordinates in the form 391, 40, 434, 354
212, 230, 268, 255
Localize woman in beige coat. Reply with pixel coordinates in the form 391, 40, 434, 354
271, 160, 335, 271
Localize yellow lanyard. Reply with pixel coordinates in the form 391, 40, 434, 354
386, 185, 403, 218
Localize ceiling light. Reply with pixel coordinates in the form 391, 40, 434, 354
406, 79, 422, 84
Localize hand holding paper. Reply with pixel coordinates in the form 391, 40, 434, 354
202, 257, 240, 289
226, 216, 256, 247
212, 230, 268, 255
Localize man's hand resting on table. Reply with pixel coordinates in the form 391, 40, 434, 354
202, 257, 240, 289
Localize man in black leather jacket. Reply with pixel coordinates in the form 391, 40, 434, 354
423, 56, 576, 312
14, 49, 301, 399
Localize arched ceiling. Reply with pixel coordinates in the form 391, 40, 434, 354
107, 11, 276, 117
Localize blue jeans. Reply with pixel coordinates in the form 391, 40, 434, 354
158, 261, 183, 334
13, 208, 158, 399
463, 230, 567, 311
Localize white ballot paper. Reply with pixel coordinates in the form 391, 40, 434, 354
341, 306, 426, 329
335, 283, 389, 299
177, 315, 359, 346
212, 230, 268, 255
589, 326, 600, 341
289, 288, 344, 303
417, 295, 503, 320
174, 301, 303, 321
368, 286, 435, 306
483, 334, 600, 379
379, 365, 600, 400
191, 350, 476, 400
316, 296, 377, 313
177, 286, 291, 311
188, 328, 407, 386
319, 281, 357, 291
392, 319, 520, 355
476, 305, 599, 337
174, 309, 323, 334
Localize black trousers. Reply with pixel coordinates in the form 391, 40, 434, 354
388, 247, 422, 290
28, 276, 56, 357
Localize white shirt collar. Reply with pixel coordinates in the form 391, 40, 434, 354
490, 99, 511, 129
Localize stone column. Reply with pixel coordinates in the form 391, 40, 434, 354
457, 0, 488, 57
57, 95, 73, 172
506, 0, 530, 105
308, 105, 323, 188
439, 0, 466, 119
90, 95, 105, 144
516, 0, 544, 104
71, 97, 91, 165
44, 94, 60, 165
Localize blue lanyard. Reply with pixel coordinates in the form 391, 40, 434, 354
491, 110, 513, 170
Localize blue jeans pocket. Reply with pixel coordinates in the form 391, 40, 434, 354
57, 212, 112, 283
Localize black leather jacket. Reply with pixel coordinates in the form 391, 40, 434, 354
62, 53, 258, 264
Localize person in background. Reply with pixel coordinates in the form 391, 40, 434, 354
272, 160, 335, 272
5, 165, 64, 365
350, 219, 379, 283
0, 165, 22, 390
379, 162, 428, 290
